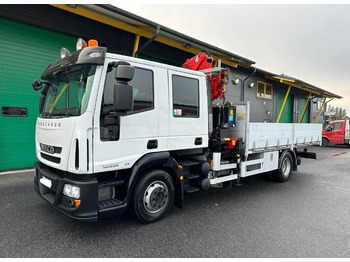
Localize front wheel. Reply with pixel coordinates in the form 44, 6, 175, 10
271, 151, 293, 182
131, 169, 174, 223
322, 138, 329, 147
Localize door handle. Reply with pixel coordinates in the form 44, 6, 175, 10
147, 140, 158, 149
194, 137, 202, 145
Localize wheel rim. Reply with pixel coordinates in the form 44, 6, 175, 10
143, 181, 169, 214
322, 138, 328, 146
281, 157, 291, 177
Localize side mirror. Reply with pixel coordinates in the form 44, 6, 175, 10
104, 115, 120, 126
114, 83, 133, 113
113, 64, 134, 114
32, 80, 43, 91
115, 64, 134, 82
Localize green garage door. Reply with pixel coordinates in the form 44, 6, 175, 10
0, 17, 76, 170
277, 91, 293, 123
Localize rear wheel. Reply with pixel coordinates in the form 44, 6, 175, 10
131, 169, 174, 223
271, 151, 293, 182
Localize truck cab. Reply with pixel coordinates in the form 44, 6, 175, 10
33, 39, 209, 222
322, 120, 350, 146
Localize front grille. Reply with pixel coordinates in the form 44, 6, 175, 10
41, 153, 61, 164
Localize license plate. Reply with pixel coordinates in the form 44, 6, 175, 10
40, 176, 52, 189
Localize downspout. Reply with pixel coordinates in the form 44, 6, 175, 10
135, 25, 160, 58
241, 68, 257, 101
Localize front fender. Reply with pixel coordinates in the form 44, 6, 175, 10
126, 152, 170, 203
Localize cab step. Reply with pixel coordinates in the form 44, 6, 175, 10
184, 186, 200, 193
98, 199, 123, 210
185, 173, 200, 179
178, 161, 199, 167
98, 199, 127, 220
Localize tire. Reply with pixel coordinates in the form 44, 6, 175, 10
271, 151, 293, 182
131, 169, 174, 223
322, 138, 329, 147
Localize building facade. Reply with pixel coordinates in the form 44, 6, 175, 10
0, 4, 341, 170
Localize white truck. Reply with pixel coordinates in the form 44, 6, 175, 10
32, 38, 321, 223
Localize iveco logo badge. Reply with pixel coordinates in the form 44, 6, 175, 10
40, 143, 55, 154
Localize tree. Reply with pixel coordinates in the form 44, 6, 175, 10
341, 108, 347, 119
326, 104, 347, 121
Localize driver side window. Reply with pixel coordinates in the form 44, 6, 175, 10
100, 65, 154, 141
328, 123, 342, 132
334, 123, 342, 131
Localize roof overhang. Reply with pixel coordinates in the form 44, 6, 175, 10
252, 67, 342, 99
269, 75, 342, 99
50, 4, 255, 68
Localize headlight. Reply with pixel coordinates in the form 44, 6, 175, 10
63, 184, 80, 199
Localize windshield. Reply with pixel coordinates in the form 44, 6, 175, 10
41, 65, 97, 117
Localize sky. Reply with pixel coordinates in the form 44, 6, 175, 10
116, 3, 350, 115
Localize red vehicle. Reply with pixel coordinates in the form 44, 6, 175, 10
322, 120, 350, 146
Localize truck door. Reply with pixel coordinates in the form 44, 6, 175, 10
168, 70, 208, 150
325, 122, 344, 144
93, 60, 165, 173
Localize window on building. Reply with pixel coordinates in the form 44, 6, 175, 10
257, 81, 273, 99
172, 75, 199, 118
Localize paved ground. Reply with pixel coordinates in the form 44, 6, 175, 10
0, 145, 349, 258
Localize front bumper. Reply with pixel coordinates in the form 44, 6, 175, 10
33, 162, 99, 222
